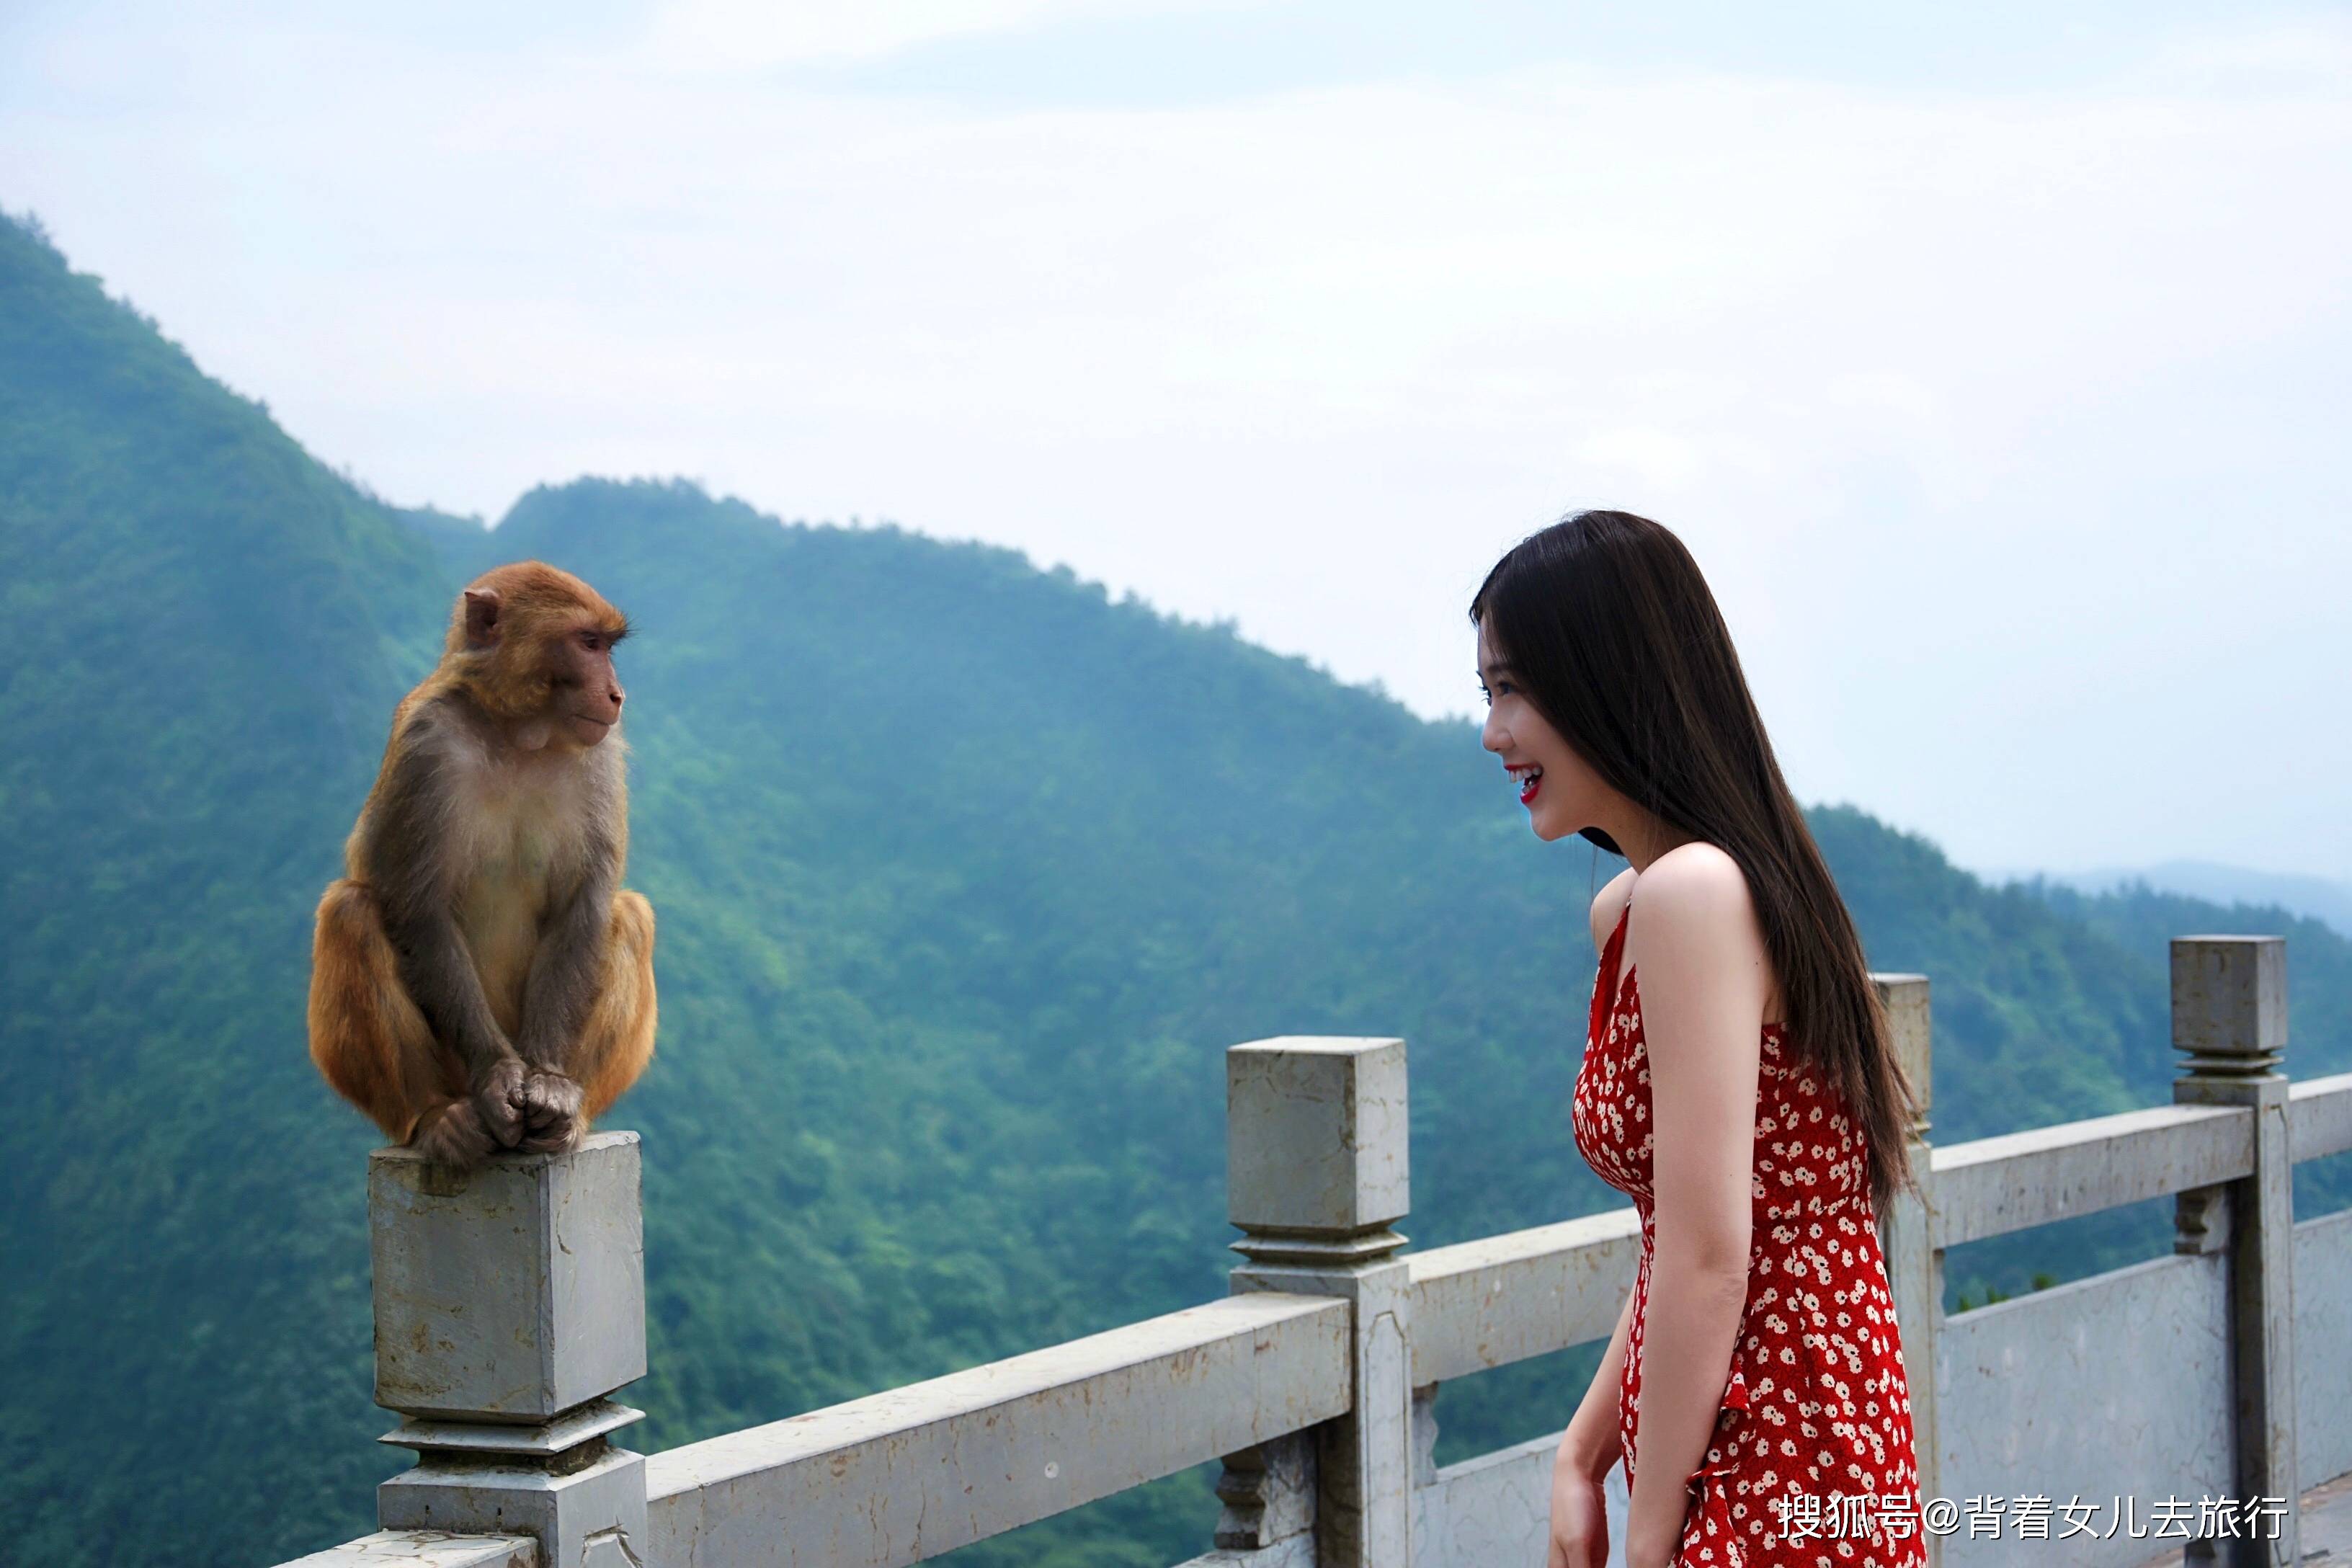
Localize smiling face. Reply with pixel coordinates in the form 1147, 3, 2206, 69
1478, 623, 1605, 842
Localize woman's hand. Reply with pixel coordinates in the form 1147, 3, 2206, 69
1546, 1438, 1612, 1568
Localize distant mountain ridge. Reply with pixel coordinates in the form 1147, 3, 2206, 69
1988, 860, 2352, 940
4, 209, 2348, 1568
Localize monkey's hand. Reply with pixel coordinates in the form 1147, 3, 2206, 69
472, 1056, 529, 1149
411, 1098, 501, 1168
513, 1069, 586, 1155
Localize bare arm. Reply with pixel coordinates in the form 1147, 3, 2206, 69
1619, 847, 1768, 1568
1559, 1278, 1634, 1478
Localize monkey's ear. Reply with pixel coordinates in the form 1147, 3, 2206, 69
463, 588, 504, 650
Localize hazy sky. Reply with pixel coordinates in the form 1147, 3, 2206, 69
4, 1, 2348, 882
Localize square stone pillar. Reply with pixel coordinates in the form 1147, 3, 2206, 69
1872, 973, 1941, 1568
2173, 937, 2298, 1568
1224, 1036, 1411, 1568
370, 1131, 650, 1568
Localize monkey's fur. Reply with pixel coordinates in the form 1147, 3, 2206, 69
308, 562, 656, 1167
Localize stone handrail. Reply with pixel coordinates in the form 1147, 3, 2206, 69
1405, 1209, 1642, 1387
2290, 1069, 2352, 1162
281, 935, 2338, 1568
1402, 1077, 2352, 1391
642, 1293, 1351, 1567
280, 1538, 538, 1567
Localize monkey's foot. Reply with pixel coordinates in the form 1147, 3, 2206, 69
514, 1069, 585, 1154
410, 1098, 499, 1168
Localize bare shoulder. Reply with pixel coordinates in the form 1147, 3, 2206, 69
1627, 842, 1767, 965
1639, 841, 1755, 910
1587, 866, 1639, 956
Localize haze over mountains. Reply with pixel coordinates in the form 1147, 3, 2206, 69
4, 210, 2348, 1568
1984, 861, 2352, 941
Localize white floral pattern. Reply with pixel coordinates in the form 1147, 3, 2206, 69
1572, 896, 1927, 1567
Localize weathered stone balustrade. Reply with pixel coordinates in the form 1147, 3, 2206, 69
284, 935, 2352, 1568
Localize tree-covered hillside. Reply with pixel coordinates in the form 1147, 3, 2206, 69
0, 210, 448, 1567
4, 211, 2346, 1568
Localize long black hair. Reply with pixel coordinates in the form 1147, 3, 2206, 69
1471, 510, 1915, 1208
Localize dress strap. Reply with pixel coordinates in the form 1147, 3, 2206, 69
1603, 891, 1632, 994
1589, 894, 1634, 1047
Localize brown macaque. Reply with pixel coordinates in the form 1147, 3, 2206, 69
308, 562, 656, 1167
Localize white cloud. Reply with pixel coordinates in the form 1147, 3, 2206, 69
2, 4, 2348, 881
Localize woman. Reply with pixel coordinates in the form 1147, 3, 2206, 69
1472, 512, 1926, 1568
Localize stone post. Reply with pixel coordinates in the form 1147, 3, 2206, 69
1224, 1036, 1412, 1568
1873, 973, 1941, 1568
370, 1131, 651, 1568
2173, 937, 2297, 1568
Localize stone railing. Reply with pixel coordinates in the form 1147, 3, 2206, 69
282, 935, 2352, 1568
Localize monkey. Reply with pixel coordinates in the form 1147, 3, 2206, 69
307, 561, 656, 1167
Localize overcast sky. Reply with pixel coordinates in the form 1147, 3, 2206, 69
4, 0, 2347, 883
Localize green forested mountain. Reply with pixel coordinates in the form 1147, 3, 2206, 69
4, 211, 2347, 1568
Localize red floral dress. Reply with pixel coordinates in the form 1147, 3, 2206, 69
1572, 890, 1927, 1567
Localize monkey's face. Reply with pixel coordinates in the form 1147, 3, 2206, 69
549, 622, 627, 748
